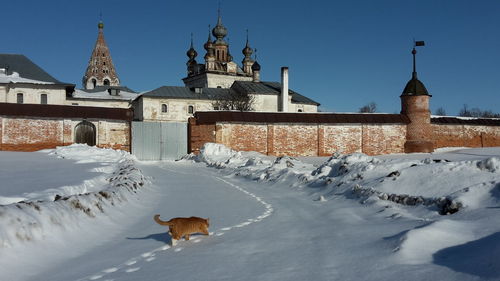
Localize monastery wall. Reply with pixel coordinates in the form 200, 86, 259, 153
189, 115, 408, 156
0, 116, 130, 152
432, 124, 500, 148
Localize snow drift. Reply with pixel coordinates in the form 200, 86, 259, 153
0, 144, 147, 248
190, 143, 500, 215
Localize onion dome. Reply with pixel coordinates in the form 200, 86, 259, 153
251, 61, 261, 71
204, 27, 214, 51
242, 30, 253, 57
212, 13, 228, 43
242, 44, 253, 57
186, 34, 197, 60
98, 21, 104, 29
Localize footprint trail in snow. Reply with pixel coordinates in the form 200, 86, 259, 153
76, 174, 273, 281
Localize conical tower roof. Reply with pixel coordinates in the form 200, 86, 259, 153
83, 21, 120, 89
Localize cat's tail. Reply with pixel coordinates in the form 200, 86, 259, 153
154, 214, 172, 226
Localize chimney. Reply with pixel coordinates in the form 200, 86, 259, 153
280, 67, 289, 112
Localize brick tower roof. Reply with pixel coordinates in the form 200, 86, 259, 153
82, 21, 120, 90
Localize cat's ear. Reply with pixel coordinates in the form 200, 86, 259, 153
206, 218, 210, 223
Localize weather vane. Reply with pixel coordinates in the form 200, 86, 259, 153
412, 40, 425, 79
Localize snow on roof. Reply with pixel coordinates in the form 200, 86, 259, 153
0, 71, 55, 85
72, 87, 139, 101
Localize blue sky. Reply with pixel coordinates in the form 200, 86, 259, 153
3, 0, 499, 114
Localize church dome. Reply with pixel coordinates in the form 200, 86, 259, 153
212, 15, 228, 40
186, 47, 197, 59
242, 45, 253, 57
212, 24, 227, 39
251, 61, 261, 71
204, 39, 214, 51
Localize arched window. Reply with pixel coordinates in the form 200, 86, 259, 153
298, 109, 303, 112
188, 105, 194, 114
40, 93, 47, 104
16, 93, 23, 104
103, 79, 110, 85
75, 120, 96, 146
92, 79, 97, 88
161, 104, 168, 113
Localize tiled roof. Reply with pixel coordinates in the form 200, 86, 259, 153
193, 111, 410, 125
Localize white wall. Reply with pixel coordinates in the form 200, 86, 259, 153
0, 85, 66, 105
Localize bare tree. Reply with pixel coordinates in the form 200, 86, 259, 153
434, 107, 447, 116
212, 89, 255, 111
458, 104, 500, 118
358, 102, 377, 113
458, 104, 472, 117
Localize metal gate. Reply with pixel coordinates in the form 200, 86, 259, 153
75, 120, 96, 146
131, 121, 187, 160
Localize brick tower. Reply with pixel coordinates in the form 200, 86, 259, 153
400, 43, 434, 153
82, 21, 120, 90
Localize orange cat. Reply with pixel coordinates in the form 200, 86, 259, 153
154, 214, 210, 246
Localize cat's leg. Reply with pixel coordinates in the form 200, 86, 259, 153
171, 238, 178, 246
184, 234, 190, 241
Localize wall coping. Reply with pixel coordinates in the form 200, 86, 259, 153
0, 102, 133, 121
193, 111, 410, 125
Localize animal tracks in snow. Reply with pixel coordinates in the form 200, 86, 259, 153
77, 174, 273, 281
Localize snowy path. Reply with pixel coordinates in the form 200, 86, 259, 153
32, 161, 272, 281
8, 147, 499, 281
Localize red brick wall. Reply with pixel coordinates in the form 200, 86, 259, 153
189, 120, 407, 156
362, 125, 407, 155
433, 124, 500, 148
0, 116, 130, 152
188, 118, 216, 154
322, 125, 362, 155
2, 118, 65, 151
271, 124, 319, 156
217, 123, 268, 154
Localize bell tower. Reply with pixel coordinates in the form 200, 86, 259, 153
83, 21, 120, 89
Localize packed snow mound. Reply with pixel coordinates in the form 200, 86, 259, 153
51, 143, 131, 163
394, 220, 476, 265
477, 157, 500, 173
192, 143, 500, 215
0, 145, 147, 248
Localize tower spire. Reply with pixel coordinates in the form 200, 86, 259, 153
82, 20, 120, 89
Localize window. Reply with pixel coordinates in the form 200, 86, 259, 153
298, 109, 303, 112
161, 104, 168, 113
103, 79, 110, 85
92, 79, 97, 88
103, 61, 106, 65
16, 93, 23, 104
40, 94, 47, 104
188, 105, 194, 114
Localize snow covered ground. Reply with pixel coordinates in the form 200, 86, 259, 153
0, 144, 499, 281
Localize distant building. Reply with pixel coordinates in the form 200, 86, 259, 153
0, 54, 74, 105
82, 21, 120, 89
74, 21, 137, 108
135, 12, 320, 122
